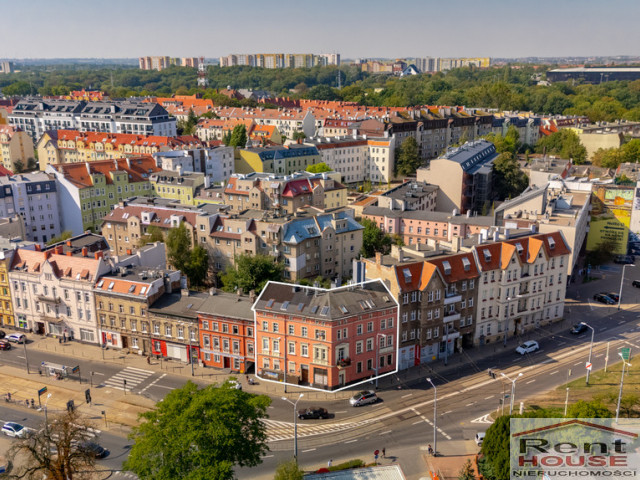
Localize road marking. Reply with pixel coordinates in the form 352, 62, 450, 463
484, 395, 494, 400
263, 455, 274, 458
444, 410, 452, 414
619, 321, 625, 325
379, 430, 392, 435
139, 373, 167, 394
302, 448, 316, 453
526, 380, 536, 384
574, 362, 582, 366
401, 393, 413, 398
344, 439, 358, 444
412, 420, 424, 425
466, 402, 475, 407
595, 354, 604, 358
578, 335, 586, 339
16, 356, 24, 359
558, 342, 566, 345
471, 414, 494, 424
334, 411, 346, 414
549, 371, 559, 376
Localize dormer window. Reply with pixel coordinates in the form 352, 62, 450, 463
443, 260, 451, 275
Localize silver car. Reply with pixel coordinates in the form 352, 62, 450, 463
349, 390, 378, 407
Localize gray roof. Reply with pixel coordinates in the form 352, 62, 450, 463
305, 466, 406, 480
439, 140, 498, 174
149, 291, 209, 320
380, 181, 438, 200
494, 186, 546, 214
196, 291, 254, 320
362, 205, 494, 226
150, 170, 205, 188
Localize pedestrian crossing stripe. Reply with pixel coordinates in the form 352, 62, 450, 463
103, 367, 154, 391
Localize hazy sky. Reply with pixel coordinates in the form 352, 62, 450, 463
2, 0, 638, 59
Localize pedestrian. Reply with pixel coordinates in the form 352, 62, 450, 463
382, 447, 386, 458
146, 356, 151, 365
328, 459, 332, 468
428, 444, 433, 455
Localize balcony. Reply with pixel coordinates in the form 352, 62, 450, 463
443, 312, 461, 323
37, 295, 61, 304
444, 294, 462, 305
337, 357, 351, 368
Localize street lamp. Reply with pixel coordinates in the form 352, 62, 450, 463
282, 393, 304, 459
44, 393, 52, 434
581, 322, 595, 385
618, 264, 635, 310
616, 353, 632, 422
375, 333, 386, 388
501, 372, 523, 414
426, 378, 437, 456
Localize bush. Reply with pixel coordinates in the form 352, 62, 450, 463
328, 459, 365, 471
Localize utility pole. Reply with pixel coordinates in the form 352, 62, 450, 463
426, 378, 437, 456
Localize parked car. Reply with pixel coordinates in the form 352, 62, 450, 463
349, 390, 378, 407
593, 293, 615, 305
0, 330, 5, 339
515, 340, 539, 355
603, 292, 620, 302
0, 339, 10, 350
6, 333, 26, 344
614, 255, 634, 265
2, 422, 30, 438
475, 432, 486, 446
570, 324, 588, 335
632, 280, 640, 288
298, 407, 329, 420
78, 441, 108, 459
227, 380, 242, 390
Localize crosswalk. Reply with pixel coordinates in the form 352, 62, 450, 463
103, 367, 154, 391
264, 417, 380, 441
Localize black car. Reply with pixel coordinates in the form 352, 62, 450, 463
614, 255, 634, 265
0, 340, 10, 350
79, 441, 107, 459
298, 407, 329, 420
593, 293, 615, 305
603, 292, 620, 302
632, 280, 640, 288
570, 324, 588, 335
0, 330, 5, 339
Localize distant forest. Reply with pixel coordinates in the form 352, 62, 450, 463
3, 64, 640, 122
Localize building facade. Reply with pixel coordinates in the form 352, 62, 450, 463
0, 126, 35, 172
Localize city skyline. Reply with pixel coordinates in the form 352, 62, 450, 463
2, 0, 638, 60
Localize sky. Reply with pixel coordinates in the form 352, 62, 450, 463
2, 0, 639, 59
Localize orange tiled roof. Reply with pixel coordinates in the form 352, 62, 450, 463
427, 252, 479, 283
11, 249, 101, 282
50, 157, 161, 189
95, 277, 154, 296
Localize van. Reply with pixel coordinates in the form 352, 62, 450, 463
475, 432, 485, 446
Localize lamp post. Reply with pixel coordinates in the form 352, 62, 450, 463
618, 264, 635, 310
501, 372, 523, 414
375, 333, 385, 388
581, 322, 594, 385
616, 353, 632, 423
44, 393, 52, 434
426, 377, 437, 456
282, 393, 304, 460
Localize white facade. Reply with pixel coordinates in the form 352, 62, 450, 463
153, 146, 235, 185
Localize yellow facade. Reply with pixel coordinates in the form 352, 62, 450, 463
235, 150, 265, 174
152, 182, 201, 205
0, 253, 14, 328
0, 128, 35, 172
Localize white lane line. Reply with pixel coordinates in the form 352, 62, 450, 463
334, 411, 347, 414
125, 367, 155, 374
16, 356, 24, 359
139, 373, 167, 394
574, 362, 582, 366
549, 371, 559, 376
466, 402, 475, 407
444, 410, 452, 414
401, 393, 413, 398
595, 354, 604, 358
344, 439, 358, 444
412, 420, 424, 425
379, 430, 392, 435
526, 380, 536, 384
484, 395, 494, 400
146, 384, 174, 390
619, 321, 625, 325
302, 448, 316, 453
558, 342, 566, 346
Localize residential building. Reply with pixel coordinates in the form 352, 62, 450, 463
214, 107, 316, 139
148, 289, 208, 362
417, 140, 498, 214
198, 289, 255, 372
0, 249, 15, 328
491, 113, 541, 148
195, 118, 254, 142
0, 61, 13, 74
220, 53, 340, 68
46, 157, 161, 234
152, 146, 235, 184
150, 171, 205, 205
36, 130, 203, 171
9, 99, 177, 142
252, 280, 398, 390
0, 215, 26, 241
95, 266, 181, 352
521, 156, 573, 188
0, 172, 62, 243
139, 56, 201, 71
236, 145, 321, 176
472, 232, 570, 346
9, 247, 111, 341
376, 181, 438, 211
0, 126, 35, 172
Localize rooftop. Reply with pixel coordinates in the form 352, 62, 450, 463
149, 291, 209, 320
197, 290, 254, 321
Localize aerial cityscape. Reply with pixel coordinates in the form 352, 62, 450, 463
2, 2, 640, 480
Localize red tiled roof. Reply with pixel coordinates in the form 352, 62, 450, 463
103, 205, 200, 229
281, 179, 312, 198
395, 262, 423, 291
10, 249, 101, 282
50, 157, 161, 189
427, 252, 479, 283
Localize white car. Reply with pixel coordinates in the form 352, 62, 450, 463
516, 340, 539, 355
2, 422, 30, 438
227, 380, 242, 390
6, 333, 26, 344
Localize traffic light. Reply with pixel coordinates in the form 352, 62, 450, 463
85, 389, 91, 404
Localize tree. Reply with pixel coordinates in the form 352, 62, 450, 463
535, 130, 587, 164
586, 238, 617, 266
8, 409, 97, 480
592, 147, 624, 169
492, 152, 529, 200
124, 380, 271, 480
479, 415, 510, 480
306, 162, 332, 173
274, 459, 305, 480
185, 244, 209, 287
228, 124, 248, 148
360, 218, 392, 258
395, 137, 421, 176
566, 400, 613, 418
292, 131, 306, 141
166, 222, 191, 272
220, 253, 284, 293
47, 230, 73, 246
458, 459, 475, 480
138, 225, 164, 247
619, 394, 639, 418
13, 160, 24, 174
484, 125, 522, 155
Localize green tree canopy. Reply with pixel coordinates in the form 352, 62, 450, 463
360, 218, 392, 258
395, 137, 421, 177
566, 400, 613, 418
124, 380, 271, 480
535, 130, 587, 164
166, 222, 191, 272
306, 162, 332, 173
185, 244, 209, 287
484, 125, 522, 155
458, 459, 476, 480
228, 124, 248, 147
220, 253, 284, 293
138, 225, 164, 247
492, 152, 529, 200
274, 459, 305, 480
47, 230, 73, 245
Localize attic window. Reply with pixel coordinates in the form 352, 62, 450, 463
359, 300, 369, 310
97, 280, 104, 288
339, 305, 348, 314
403, 268, 412, 283
310, 305, 319, 314
515, 243, 524, 253
382, 295, 390, 302
297, 302, 304, 312
281, 301, 290, 311
483, 250, 491, 261
108, 282, 115, 291
320, 306, 330, 316
128, 285, 136, 293
443, 260, 452, 275
366, 299, 376, 308
140, 286, 147, 295
548, 237, 556, 249
462, 257, 471, 272
265, 298, 275, 309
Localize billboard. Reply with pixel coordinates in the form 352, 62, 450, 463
586, 186, 634, 254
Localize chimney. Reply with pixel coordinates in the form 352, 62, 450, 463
94, 251, 104, 260
66, 240, 72, 247
126, 249, 132, 255
375, 251, 382, 265
55, 245, 63, 255
44, 250, 52, 260
81, 247, 88, 257
67, 251, 73, 256
35, 244, 41, 252
236, 287, 243, 301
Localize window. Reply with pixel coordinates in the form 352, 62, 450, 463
366, 338, 373, 351
288, 342, 295, 355
272, 322, 279, 333
301, 326, 308, 337
301, 344, 308, 357
367, 321, 373, 332
165, 325, 171, 336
